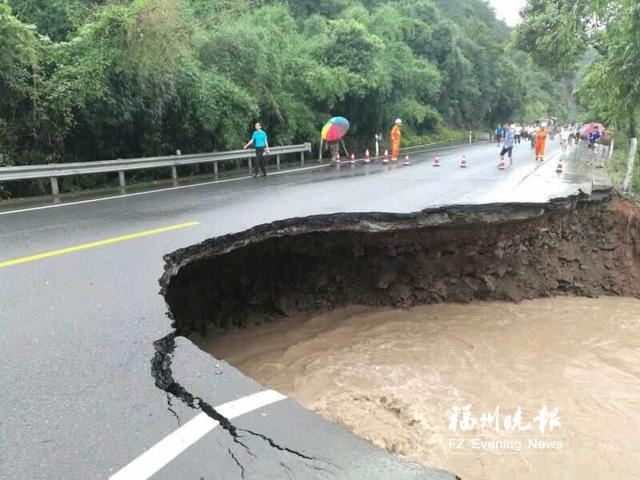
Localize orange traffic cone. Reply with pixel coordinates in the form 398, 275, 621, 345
460, 155, 467, 168
364, 149, 371, 163
498, 157, 505, 170
403, 154, 411, 166
433, 156, 441, 167
383, 150, 389, 164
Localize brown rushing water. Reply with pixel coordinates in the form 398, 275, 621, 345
194, 297, 640, 480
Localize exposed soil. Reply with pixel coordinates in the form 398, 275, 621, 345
160, 193, 640, 335
156, 192, 640, 479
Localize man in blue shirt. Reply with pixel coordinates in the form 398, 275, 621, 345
589, 126, 601, 148
244, 122, 271, 177
500, 124, 515, 167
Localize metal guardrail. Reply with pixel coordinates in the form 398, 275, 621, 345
397, 134, 490, 157
0, 143, 312, 195
401, 138, 473, 155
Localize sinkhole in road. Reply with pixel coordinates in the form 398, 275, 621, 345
159, 194, 640, 479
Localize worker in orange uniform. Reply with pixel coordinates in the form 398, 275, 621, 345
534, 126, 548, 162
390, 118, 402, 162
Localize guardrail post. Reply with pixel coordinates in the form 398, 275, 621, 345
300, 151, 305, 166
276, 154, 281, 170
609, 138, 615, 159
50, 177, 60, 196
248, 158, 252, 175
623, 138, 638, 193
213, 161, 219, 179
118, 171, 126, 187
171, 166, 178, 181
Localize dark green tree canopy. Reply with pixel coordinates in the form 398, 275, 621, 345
517, 0, 640, 136
1, 0, 569, 173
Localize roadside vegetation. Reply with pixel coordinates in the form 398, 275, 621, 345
517, 0, 640, 192
1, 0, 569, 196
605, 138, 640, 197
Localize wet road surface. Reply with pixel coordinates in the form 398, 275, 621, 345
0, 140, 595, 479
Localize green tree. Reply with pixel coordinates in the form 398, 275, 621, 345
1, 0, 572, 197
518, 0, 640, 136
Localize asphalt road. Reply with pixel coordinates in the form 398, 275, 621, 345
0, 140, 590, 480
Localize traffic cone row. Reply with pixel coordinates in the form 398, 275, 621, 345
330, 150, 420, 166
331, 152, 473, 168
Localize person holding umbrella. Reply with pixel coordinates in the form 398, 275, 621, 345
580, 122, 605, 148
390, 119, 402, 162
588, 124, 604, 168
244, 122, 270, 177
321, 117, 350, 162
589, 125, 602, 148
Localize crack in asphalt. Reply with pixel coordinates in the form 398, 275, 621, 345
152, 333, 254, 450
166, 393, 182, 427
238, 428, 337, 475
227, 448, 246, 480
214, 438, 250, 480
238, 428, 316, 461
151, 332, 332, 478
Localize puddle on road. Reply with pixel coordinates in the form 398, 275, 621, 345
193, 296, 640, 480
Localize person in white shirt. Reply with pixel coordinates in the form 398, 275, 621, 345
560, 127, 571, 152
515, 125, 523, 144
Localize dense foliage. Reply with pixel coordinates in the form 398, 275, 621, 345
517, 0, 640, 137
2, 0, 568, 178
516, 0, 640, 195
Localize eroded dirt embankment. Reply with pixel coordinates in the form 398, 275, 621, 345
160, 194, 640, 335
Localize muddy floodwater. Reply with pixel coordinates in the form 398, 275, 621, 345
194, 297, 640, 479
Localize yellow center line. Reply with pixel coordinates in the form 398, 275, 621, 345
0, 221, 200, 269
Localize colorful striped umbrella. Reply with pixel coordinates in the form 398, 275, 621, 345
321, 117, 350, 142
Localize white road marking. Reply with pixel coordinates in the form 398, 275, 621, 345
516, 150, 562, 186
109, 389, 287, 480
0, 164, 330, 217
0, 144, 488, 217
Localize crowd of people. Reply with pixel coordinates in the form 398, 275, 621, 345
243, 118, 605, 178
494, 122, 603, 167
495, 124, 555, 165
